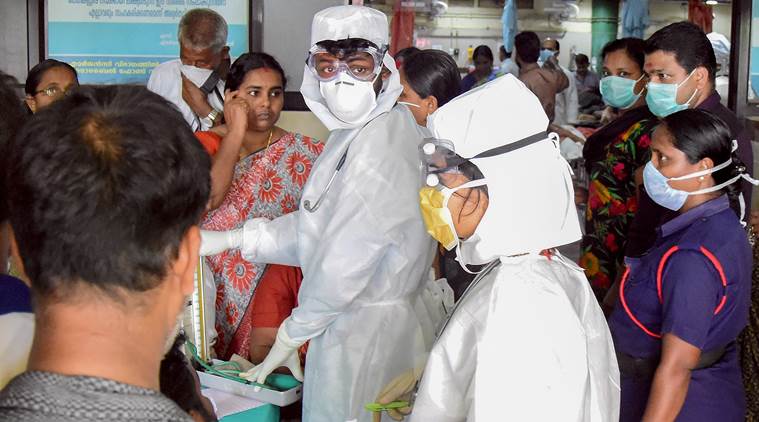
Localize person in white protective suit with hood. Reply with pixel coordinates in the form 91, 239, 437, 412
370, 74, 620, 422
199, 5, 436, 422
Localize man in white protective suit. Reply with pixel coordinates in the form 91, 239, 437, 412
371, 75, 620, 422
199, 5, 436, 422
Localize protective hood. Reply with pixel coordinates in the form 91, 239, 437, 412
310, 5, 388, 49
300, 5, 402, 131
426, 74, 581, 261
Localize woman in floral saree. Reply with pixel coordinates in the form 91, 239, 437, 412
579, 38, 656, 304
197, 53, 323, 359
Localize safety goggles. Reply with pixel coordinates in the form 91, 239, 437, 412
420, 131, 550, 188
306, 44, 384, 82
420, 139, 472, 188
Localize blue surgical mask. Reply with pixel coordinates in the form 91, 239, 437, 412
643, 157, 734, 211
600, 75, 644, 109
645, 71, 698, 117
539, 49, 555, 63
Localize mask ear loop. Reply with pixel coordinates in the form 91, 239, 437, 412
398, 101, 421, 108
669, 157, 733, 181
677, 69, 699, 108
683, 139, 759, 224
632, 73, 647, 96
440, 178, 488, 275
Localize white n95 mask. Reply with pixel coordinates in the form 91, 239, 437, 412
319, 72, 377, 125
180, 64, 214, 89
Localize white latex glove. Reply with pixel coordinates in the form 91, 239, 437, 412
240, 322, 304, 389
372, 367, 423, 422
199, 229, 242, 256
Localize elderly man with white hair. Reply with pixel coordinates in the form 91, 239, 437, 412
199, 5, 435, 422
148, 8, 229, 131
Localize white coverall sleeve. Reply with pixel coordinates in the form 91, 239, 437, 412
284, 186, 393, 342
409, 310, 478, 422
240, 211, 300, 267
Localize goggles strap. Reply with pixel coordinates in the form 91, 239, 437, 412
470, 131, 548, 160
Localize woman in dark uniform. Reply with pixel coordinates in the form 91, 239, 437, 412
608, 109, 755, 421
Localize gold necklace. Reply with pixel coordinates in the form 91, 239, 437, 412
239, 130, 274, 161
264, 129, 274, 151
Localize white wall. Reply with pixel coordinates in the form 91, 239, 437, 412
262, 0, 345, 92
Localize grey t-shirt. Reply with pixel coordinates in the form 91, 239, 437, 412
0, 371, 193, 421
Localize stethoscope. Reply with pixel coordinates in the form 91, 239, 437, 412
302, 148, 349, 213
302, 112, 387, 213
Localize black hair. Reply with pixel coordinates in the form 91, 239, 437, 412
575, 53, 590, 65
441, 153, 488, 221
394, 47, 421, 65
403, 50, 461, 108
661, 109, 744, 216
225, 52, 287, 92
499, 45, 511, 58
315, 38, 379, 53
24, 59, 78, 96
545, 39, 560, 52
160, 333, 218, 422
601, 37, 646, 71
7, 85, 210, 301
473, 45, 494, 63
0, 72, 26, 223
645, 21, 717, 83
460, 160, 489, 220
514, 32, 541, 63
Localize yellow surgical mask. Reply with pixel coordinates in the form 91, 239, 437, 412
419, 186, 457, 250
418, 178, 488, 251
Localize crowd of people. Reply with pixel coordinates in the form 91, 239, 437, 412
0, 4, 757, 422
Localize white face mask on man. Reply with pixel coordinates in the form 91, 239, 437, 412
319, 72, 378, 125
180, 64, 214, 89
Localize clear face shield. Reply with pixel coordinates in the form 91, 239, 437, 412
420, 139, 483, 189
418, 138, 488, 275
306, 41, 384, 83
418, 131, 549, 256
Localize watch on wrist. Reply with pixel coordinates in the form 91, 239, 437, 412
200, 109, 221, 127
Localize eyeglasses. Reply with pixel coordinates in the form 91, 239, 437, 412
35, 85, 75, 98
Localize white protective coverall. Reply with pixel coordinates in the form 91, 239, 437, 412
229, 6, 435, 422
554, 64, 580, 125
407, 74, 620, 421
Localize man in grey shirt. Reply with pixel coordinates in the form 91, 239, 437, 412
0, 85, 211, 421
574, 53, 600, 94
